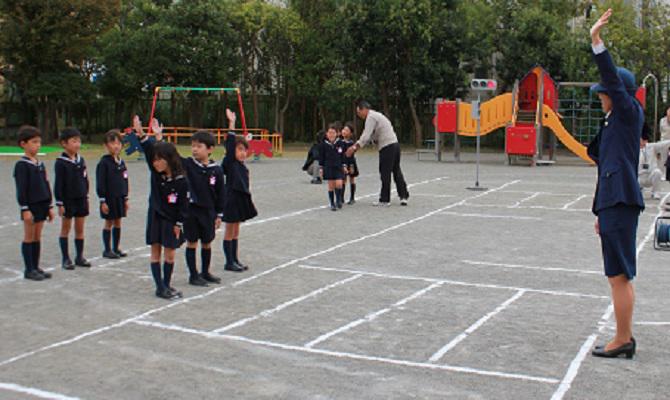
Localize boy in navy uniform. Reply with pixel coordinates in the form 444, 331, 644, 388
14, 126, 55, 281
152, 126, 225, 286
96, 129, 130, 259
319, 124, 347, 210
587, 9, 644, 359
133, 116, 189, 299
54, 128, 91, 270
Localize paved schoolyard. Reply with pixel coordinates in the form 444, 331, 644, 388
0, 150, 668, 399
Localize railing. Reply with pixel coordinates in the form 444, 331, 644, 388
140, 126, 283, 155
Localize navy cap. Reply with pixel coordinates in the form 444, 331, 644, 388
590, 67, 637, 96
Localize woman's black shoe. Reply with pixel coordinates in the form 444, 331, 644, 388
592, 339, 636, 359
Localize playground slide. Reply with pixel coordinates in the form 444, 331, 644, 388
456, 93, 513, 137
541, 104, 595, 165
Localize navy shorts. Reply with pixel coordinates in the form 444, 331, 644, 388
22, 201, 51, 223
62, 198, 89, 218
100, 197, 127, 220
146, 210, 185, 249
323, 166, 344, 181
184, 206, 217, 244
598, 204, 640, 280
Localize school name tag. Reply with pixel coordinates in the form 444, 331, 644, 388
123, 170, 129, 179
167, 193, 178, 204
210, 176, 216, 186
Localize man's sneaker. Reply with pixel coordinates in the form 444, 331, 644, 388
62, 259, 75, 270
36, 268, 52, 279
400, 198, 409, 206
75, 258, 91, 268
651, 192, 661, 200
372, 201, 391, 207
24, 270, 45, 281
201, 272, 222, 284
103, 250, 120, 259
189, 275, 209, 286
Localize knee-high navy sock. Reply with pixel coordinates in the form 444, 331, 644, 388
32, 242, 41, 270
102, 229, 111, 253
185, 247, 197, 278
231, 239, 239, 263
163, 262, 174, 288
336, 188, 344, 205
201, 248, 212, 274
75, 238, 84, 260
112, 227, 121, 252
342, 184, 346, 201
350, 183, 356, 201
22, 242, 34, 273
223, 240, 233, 265
150, 262, 163, 292
328, 191, 335, 207
59, 237, 70, 262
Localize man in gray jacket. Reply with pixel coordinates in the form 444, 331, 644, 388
346, 100, 409, 206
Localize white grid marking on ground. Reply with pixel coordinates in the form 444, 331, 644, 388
0, 382, 81, 400
132, 319, 560, 385
303, 282, 443, 348
428, 290, 526, 363
461, 260, 601, 276
212, 274, 363, 333
0, 179, 519, 368
439, 211, 542, 221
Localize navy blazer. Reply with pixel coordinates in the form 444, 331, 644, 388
587, 49, 644, 215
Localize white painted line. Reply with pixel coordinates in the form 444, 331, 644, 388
0, 221, 20, 229
509, 192, 541, 208
212, 274, 362, 333
304, 282, 443, 348
410, 193, 456, 199
551, 193, 670, 400
635, 321, 670, 326
462, 203, 591, 213
439, 211, 542, 221
499, 190, 587, 197
461, 260, 601, 276
298, 264, 609, 300
428, 290, 526, 363
133, 319, 559, 384
561, 194, 588, 210
0, 382, 81, 400
0, 179, 511, 368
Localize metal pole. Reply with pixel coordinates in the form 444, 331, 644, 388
468, 92, 487, 191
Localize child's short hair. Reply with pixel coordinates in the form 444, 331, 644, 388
235, 135, 249, 149
344, 121, 355, 137
327, 123, 338, 131
191, 130, 216, 148
103, 129, 123, 144
17, 125, 41, 146
59, 127, 81, 142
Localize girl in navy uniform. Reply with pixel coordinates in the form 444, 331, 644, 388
14, 126, 55, 281
222, 109, 257, 272
341, 122, 359, 205
96, 130, 130, 259
134, 116, 189, 300
152, 123, 225, 286
54, 128, 91, 270
319, 124, 347, 210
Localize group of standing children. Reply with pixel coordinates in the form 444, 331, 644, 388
14, 109, 256, 301
319, 122, 359, 211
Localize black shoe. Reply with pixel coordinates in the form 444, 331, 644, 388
36, 268, 52, 279
103, 250, 120, 259
595, 337, 635, 351
224, 263, 245, 272
189, 275, 209, 287
114, 249, 127, 257
310, 178, 320, 184
75, 258, 91, 268
167, 287, 183, 298
24, 270, 45, 281
201, 272, 222, 283
156, 288, 179, 300
330, 205, 337, 211
316, 178, 322, 184
337, 202, 343, 209
400, 198, 409, 206
347, 199, 356, 205
62, 259, 75, 270
592, 339, 636, 359
234, 261, 249, 271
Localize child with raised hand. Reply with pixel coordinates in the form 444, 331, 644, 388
14, 126, 55, 281
341, 122, 359, 204
133, 116, 189, 300
319, 123, 347, 210
222, 109, 257, 272
55, 127, 91, 270
97, 129, 130, 259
